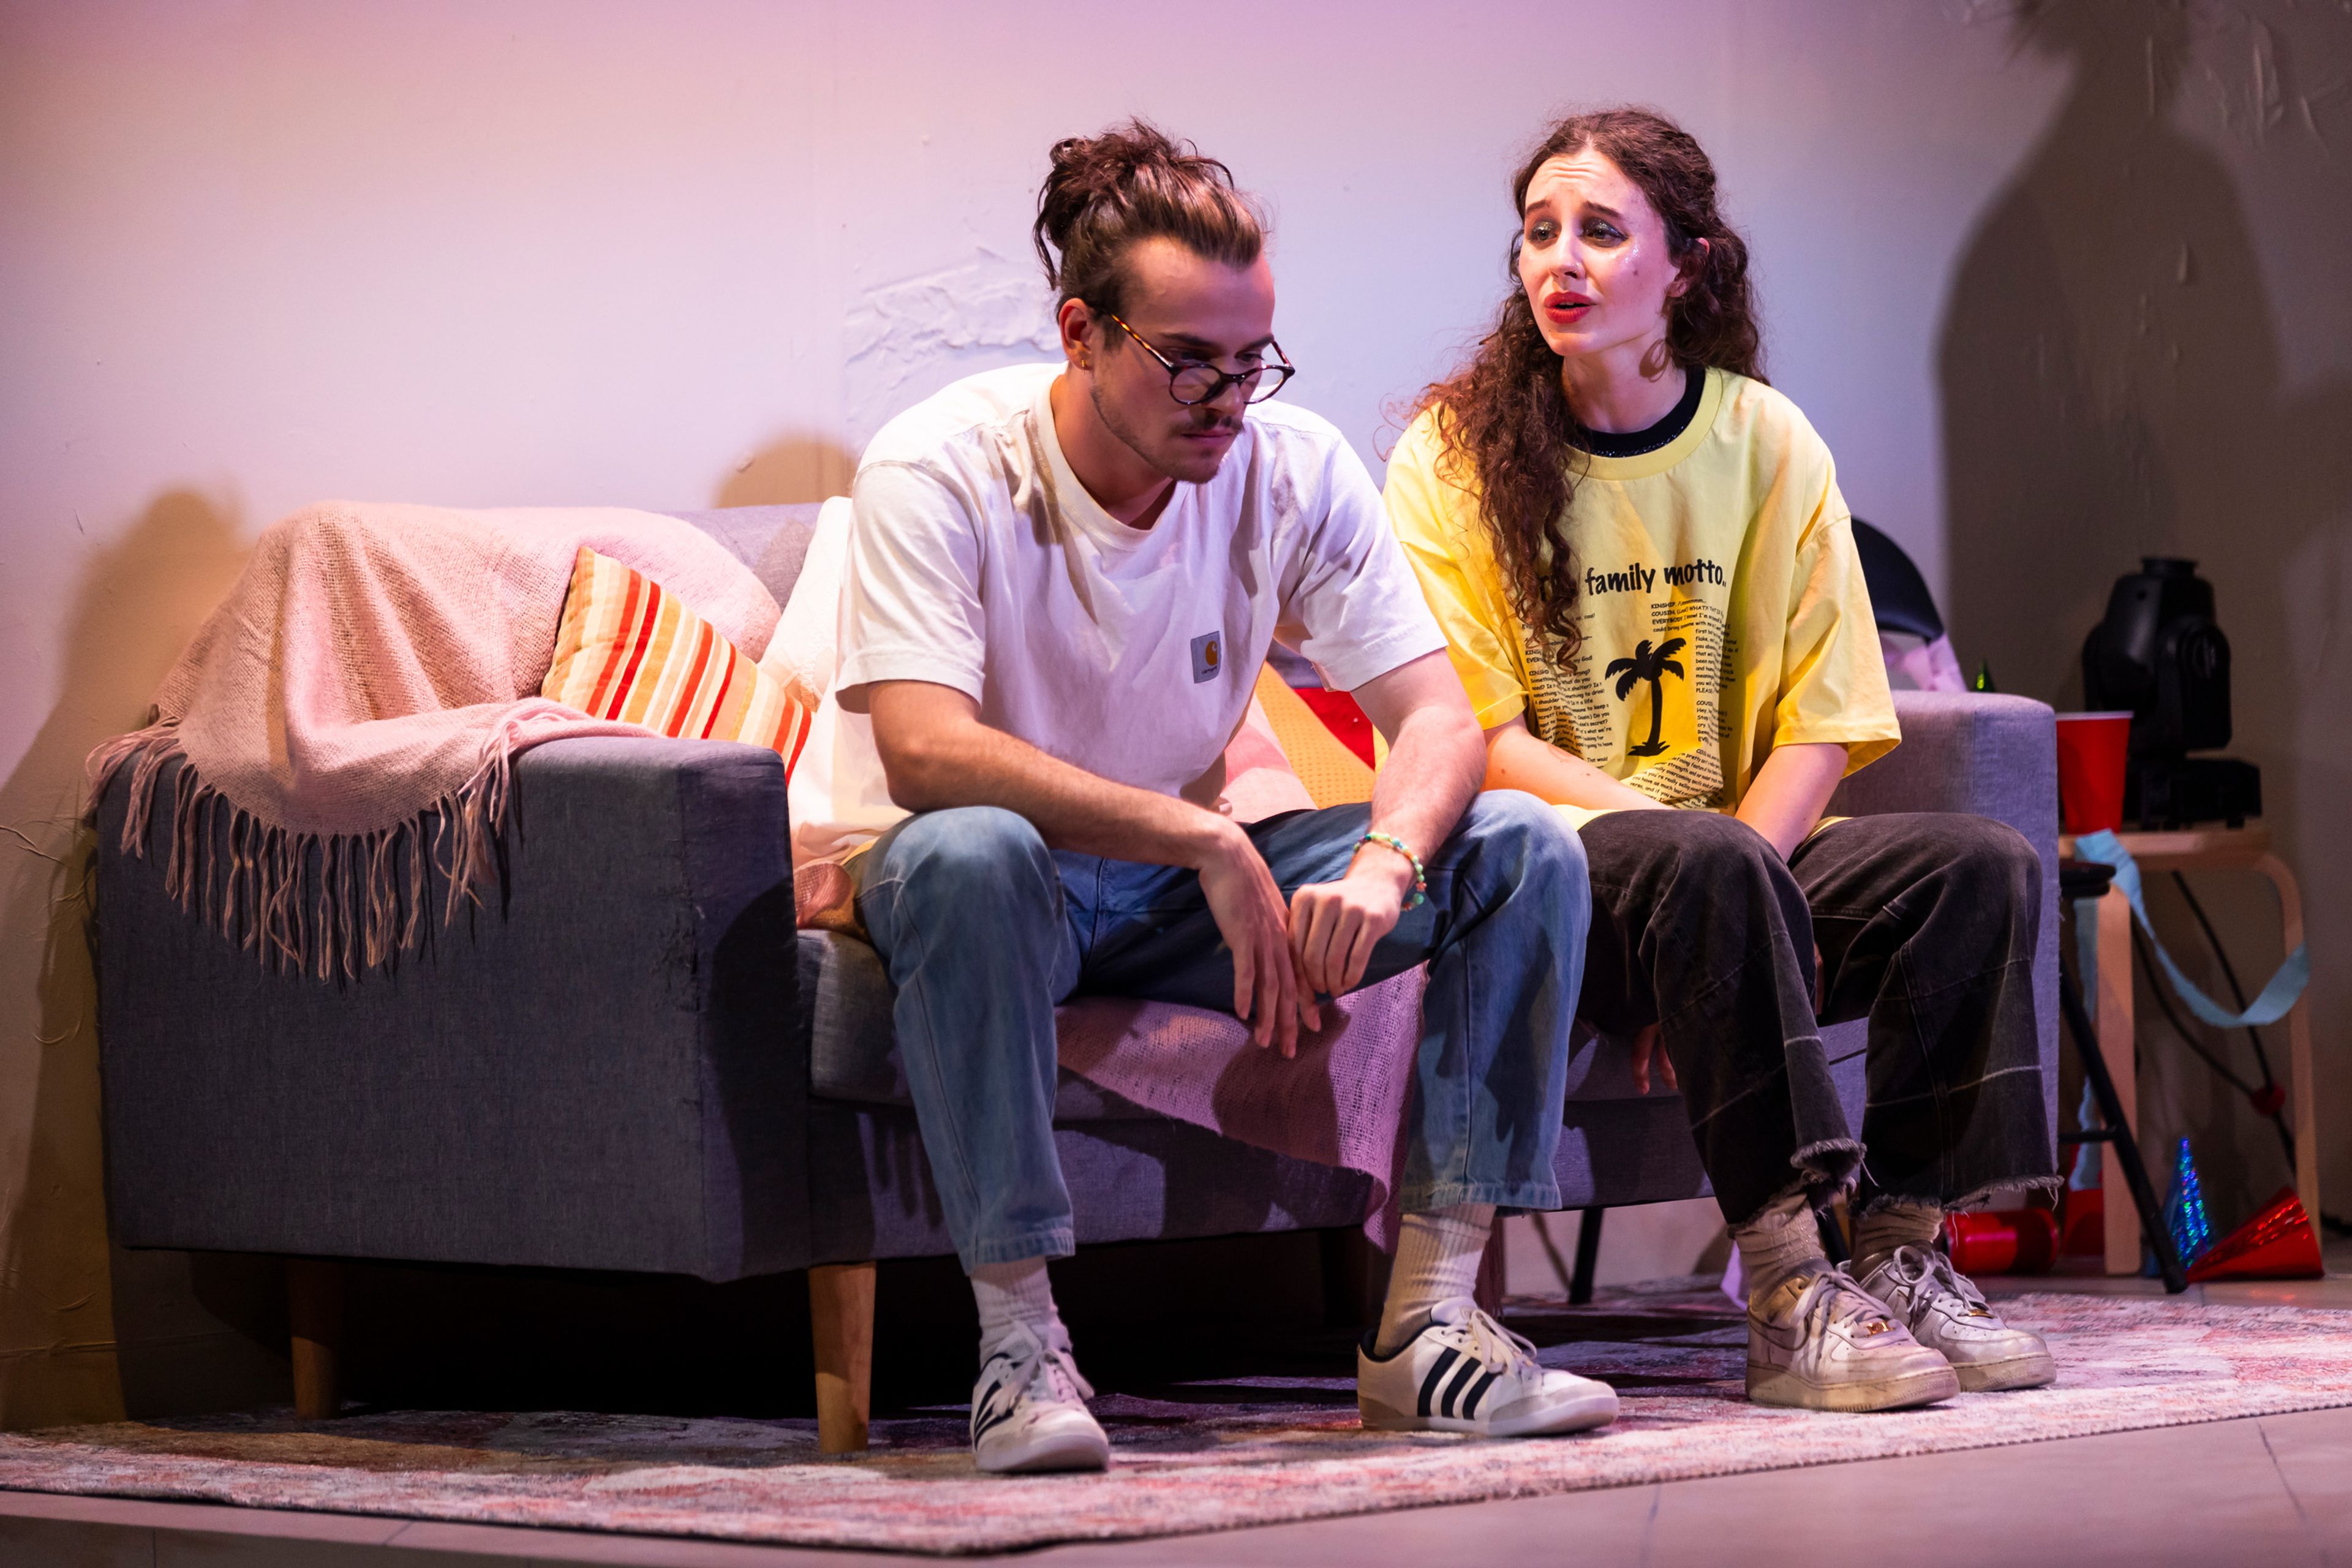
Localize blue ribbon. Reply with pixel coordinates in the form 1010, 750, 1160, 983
2072, 829, 2310, 1029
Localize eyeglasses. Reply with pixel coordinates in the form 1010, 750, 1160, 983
1104, 312, 1296, 405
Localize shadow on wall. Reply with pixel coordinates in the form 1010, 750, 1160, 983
715, 435, 857, 508
1942, 0, 2352, 693
0, 490, 270, 1429
1939, 0, 2352, 1201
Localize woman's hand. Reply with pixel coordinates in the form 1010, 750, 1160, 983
1629, 1022, 1679, 1095
1733, 741, 1847, 861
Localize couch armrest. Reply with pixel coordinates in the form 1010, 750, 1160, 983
1826, 690, 2057, 835
94, 736, 805, 1281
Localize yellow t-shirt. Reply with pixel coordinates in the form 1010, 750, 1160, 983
1385, 368, 1898, 828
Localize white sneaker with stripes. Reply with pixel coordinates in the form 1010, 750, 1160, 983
969, 1321, 1109, 1474
1357, 1297, 1619, 1438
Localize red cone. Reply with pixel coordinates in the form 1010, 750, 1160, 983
2184, 1188, 2325, 1283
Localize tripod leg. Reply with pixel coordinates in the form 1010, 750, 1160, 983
2061, 967, 2188, 1294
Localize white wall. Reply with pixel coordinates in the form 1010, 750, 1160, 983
5, 1, 2343, 1424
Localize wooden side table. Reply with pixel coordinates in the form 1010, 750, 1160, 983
2060, 824, 2317, 1276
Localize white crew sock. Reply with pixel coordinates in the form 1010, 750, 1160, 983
1373, 1203, 1496, 1356
1853, 1200, 1945, 1280
971, 1257, 1062, 1359
1729, 1188, 1828, 1311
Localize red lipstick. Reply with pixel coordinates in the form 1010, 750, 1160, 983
1543, 290, 1593, 323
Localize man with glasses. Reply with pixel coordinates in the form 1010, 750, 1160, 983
789, 121, 1610, 1473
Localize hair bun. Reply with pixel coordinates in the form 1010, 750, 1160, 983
1032, 120, 1261, 306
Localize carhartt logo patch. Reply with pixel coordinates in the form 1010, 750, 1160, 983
1190, 631, 1223, 683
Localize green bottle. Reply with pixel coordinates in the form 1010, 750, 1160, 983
1970, 660, 1997, 693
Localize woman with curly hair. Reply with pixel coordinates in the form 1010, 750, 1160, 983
1385, 108, 2059, 1412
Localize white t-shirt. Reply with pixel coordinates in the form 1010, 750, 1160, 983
788, 363, 1446, 865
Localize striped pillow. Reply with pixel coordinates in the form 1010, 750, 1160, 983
1250, 664, 1380, 809
542, 546, 813, 775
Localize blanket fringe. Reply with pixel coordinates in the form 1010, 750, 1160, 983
87, 722, 519, 982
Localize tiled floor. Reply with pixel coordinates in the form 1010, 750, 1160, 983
7, 1244, 2349, 1568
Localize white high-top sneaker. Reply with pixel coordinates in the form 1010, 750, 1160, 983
969, 1320, 1110, 1474
1746, 1260, 1960, 1412
1358, 1297, 1619, 1438
1860, 1243, 2057, 1392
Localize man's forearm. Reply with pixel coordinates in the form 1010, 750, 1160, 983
870, 685, 1237, 868
1363, 703, 1483, 872
1286, 655, 1486, 999
1342, 650, 1491, 888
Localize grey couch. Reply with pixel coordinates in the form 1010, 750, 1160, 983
91, 502, 2059, 1448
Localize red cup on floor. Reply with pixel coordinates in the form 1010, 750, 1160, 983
2060, 1186, 2105, 1256
1944, 1208, 2059, 1276
2054, 711, 2133, 834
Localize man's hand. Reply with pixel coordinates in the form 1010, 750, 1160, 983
1629, 1022, 1679, 1095
1271, 650, 1479, 1039
1197, 821, 1309, 1057
1289, 847, 1416, 1013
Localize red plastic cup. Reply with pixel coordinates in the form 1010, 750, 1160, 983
2060, 1186, 2105, 1256
2054, 711, 2133, 834
1943, 1208, 2059, 1276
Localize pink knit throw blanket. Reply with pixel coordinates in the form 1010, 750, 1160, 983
86, 500, 780, 979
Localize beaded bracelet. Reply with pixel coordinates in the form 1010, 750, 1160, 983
1357, 831, 1428, 911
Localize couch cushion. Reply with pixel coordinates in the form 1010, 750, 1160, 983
797, 930, 1159, 1122
662, 504, 825, 610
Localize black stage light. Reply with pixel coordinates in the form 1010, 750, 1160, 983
2081, 557, 2261, 829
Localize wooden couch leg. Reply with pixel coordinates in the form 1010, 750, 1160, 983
287, 1258, 344, 1419
809, 1261, 876, 1454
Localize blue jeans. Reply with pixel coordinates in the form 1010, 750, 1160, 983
850, 793, 1588, 1270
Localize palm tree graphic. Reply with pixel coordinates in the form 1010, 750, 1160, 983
1607, 637, 1687, 758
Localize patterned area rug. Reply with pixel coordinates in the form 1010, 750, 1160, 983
5, 1287, 2351, 1555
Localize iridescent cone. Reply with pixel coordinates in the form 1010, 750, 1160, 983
2185, 1188, 2325, 1283
2164, 1137, 2212, 1265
